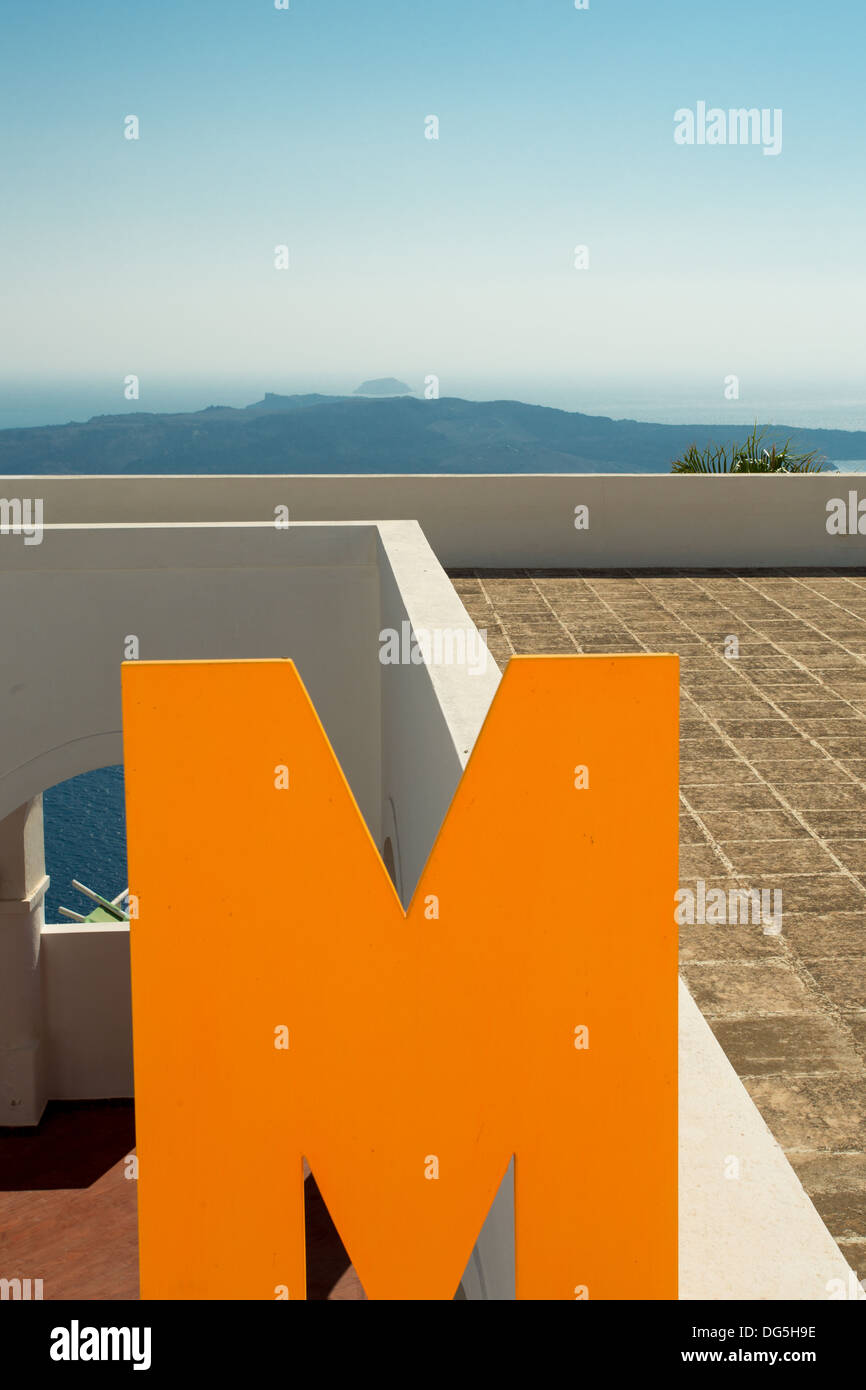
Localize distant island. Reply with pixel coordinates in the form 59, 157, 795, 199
0, 392, 855, 476
353, 377, 412, 396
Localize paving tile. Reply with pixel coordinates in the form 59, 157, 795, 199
681, 962, 819, 1017
751, 875, 866, 915
814, 738, 866, 759
700, 701, 777, 719
742, 1075, 866, 1151
683, 784, 785, 810
784, 784, 866, 810
723, 722, 814, 739
802, 812, 866, 837
729, 738, 828, 761
802, 960, 866, 1013
680, 759, 760, 785
508, 635, 575, 654
700, 810, 808, 841
784, 915, 866, 958
826, 841, 866, 874
789, 1152, 866, 1194
777, 701, 860, 718
679, 814, 707, 845
723, 841, 840, 877
775, 650, 860, 666
826, 683, 866, 697
580, 643, 644, 653
745, 672, 824, 688
797, 720, 866, 735
679, 924, 786, 962
709, 1016, 861, 1076
749, 760, 840, 783
680, 719, 711, 738
738, 652, 809, 666
679, 844, 728, 877
539, 603, 605, 616
677, 739, 741, 760
681, 682, 745, 700
496, 621, 569, 637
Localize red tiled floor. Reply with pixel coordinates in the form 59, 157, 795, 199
0, 1102, 365, 1300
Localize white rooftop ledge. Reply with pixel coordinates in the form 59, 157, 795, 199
4, 472, 866, 567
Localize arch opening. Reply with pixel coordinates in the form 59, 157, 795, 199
42, 765, 127, 925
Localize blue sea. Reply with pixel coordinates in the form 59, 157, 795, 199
43, 767, 127, 925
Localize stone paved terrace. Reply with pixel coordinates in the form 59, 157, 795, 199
452, 567, 866, 1280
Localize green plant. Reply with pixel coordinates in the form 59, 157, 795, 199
671, 422, 826, 473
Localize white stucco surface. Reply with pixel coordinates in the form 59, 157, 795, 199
10, 472, 866, 567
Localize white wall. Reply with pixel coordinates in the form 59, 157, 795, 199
40, 924, 134, 1099
0, 523, 381, 831
376, 521, 500, 902
8, 473, 866, 567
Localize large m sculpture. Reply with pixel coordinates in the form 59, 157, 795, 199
121, 653, 678, 1300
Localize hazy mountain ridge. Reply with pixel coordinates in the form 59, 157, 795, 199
0, 393, 858, 476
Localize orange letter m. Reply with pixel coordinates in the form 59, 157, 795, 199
121, 654, 678, 1301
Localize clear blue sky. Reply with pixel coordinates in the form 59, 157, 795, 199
2, 0, 864, 411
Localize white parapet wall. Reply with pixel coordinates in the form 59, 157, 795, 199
0, 522, 382, 827
6, 473, 866, 568
40, 923, 134, 1101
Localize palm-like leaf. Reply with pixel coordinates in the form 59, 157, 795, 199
671, 422, 826, 473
